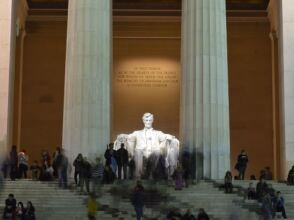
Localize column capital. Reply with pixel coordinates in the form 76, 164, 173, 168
267, 0, 280, 35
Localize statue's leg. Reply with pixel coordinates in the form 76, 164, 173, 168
134, 149, 143, 179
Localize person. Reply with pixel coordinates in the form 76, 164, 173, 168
197, 208, 210, 220
41, 150, 51, 166
40, 161, 53, 181
10, 145, 18, 180
182, 149, 192, 187
23, 201, 35, 220
272, 191, 287, 219
182, 209, 196, 220
16, 202, 25, 220
256, 177, 268, 201
128, 156, 135, 180
1, 155, 10, 178
80, 157, 91, 194
30, 160, 41, 180
264, 166, 273, 180
131, 180, 145, 220
3, 194, 17, 219
173, 163, 184, 190
115, 113, 179, 178
235, 150, 248, 180
247, 182, 256, 200
287, 166, 294, 185
87, 193, 97, 220
91, 157, 104, 196
103, 165, 115, 184
224, 171, 233, 193
57, 149, 68, 188
261, 192, 273, 220
18, 150, 29, 179
166, 208, 182, 220
116, 143, 129, 180
52, 147, 61, 177
250, 175, 257, 180
73, 154, 83, 185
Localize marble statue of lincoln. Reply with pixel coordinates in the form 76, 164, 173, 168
115, 112, 179, 178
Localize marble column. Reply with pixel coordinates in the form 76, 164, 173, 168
0, 0, 17, 156
181, 0, 230, 179
280, 0, 294, 178
63, 0, 112, 162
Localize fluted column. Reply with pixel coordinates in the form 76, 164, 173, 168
181, 0, 230, 179
0, 0, 17, 156
63, 0, 112, 162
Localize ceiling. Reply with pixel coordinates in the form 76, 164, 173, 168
27, 0, 270, 11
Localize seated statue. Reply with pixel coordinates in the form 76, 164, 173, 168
114, 112, 179, 179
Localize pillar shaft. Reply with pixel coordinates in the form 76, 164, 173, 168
181, 0, 230, 179
63, 0, 112, 162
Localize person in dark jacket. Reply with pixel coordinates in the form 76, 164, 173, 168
197, 208, 210, 220
235, 150, 248, 180
73, 154, 83, 185
272, 191, 287, 219
3, 194, 17, 219
104, 143, 117, 166
16, 201, 25, 220
10, 145, 18, 180
116, 143, 129, 180
131, 180, 145, 220
80, 157, 92, 194
23, 201, 35, 220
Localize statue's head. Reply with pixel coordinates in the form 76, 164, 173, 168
142, 112, 153, 129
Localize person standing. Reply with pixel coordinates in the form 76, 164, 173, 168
116, 143, 129, 180
224, 171, 233, 193
73, 154, 83, 185
91, 157, 104, 196
56, 149, 68, 188
10, 145, 18, 180
18, 150, 29, 179
80, 157, 92, 194
235, 150, 248, 180
131, 181, 145, 220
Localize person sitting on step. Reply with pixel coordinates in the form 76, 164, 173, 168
16, 201, 25, 220
224, 171, 233, 193
197, 208, 210, 220
3, 194, 17, 219
23, 201, 35, 220
247, 182, 256, 200
287, 166, 294, 185
182, 208, 196, 220
272, 191, 287, 219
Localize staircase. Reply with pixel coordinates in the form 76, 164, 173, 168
6, 179, 294, 219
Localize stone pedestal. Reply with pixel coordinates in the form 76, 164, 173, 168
181, 0, 230, 179
62, 0, 112, 162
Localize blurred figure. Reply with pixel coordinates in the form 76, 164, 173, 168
56, 149, 68, 188
128, 156, 135, 180
182, 149, 191, 187
235, 149, 248, 180
41, 150, 51, 166
182, 209, 196, 220
172, 163, 184, 190
23, 201, 35, 220
10, 145, 18, 180
131, 180, 145, 220
166, 208, 182, 220
18, 150, 28, 179
287, 166, 294, 185
16, 202, 25, 220
91, 157, 104, 196
256, 177, 268, 201
40, 161, 53, 181
52, 147, 61, 177
197, 208, 210, 220
3, 194, 16, 219
247, 182, 256, 200
224, 171, 233, 193
116, 143, 128, 180
80, 157, 91, 194
261, 192, 273, 220
264, 166, 273, 180
272, 191, 287, 219
30, 160, 41, 181
87, 193, 97, 220
73, 153, 83, 185
1, 155, 10, 178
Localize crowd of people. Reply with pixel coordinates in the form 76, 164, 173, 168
3, 194, 35, 220
1, 146, 294, 220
